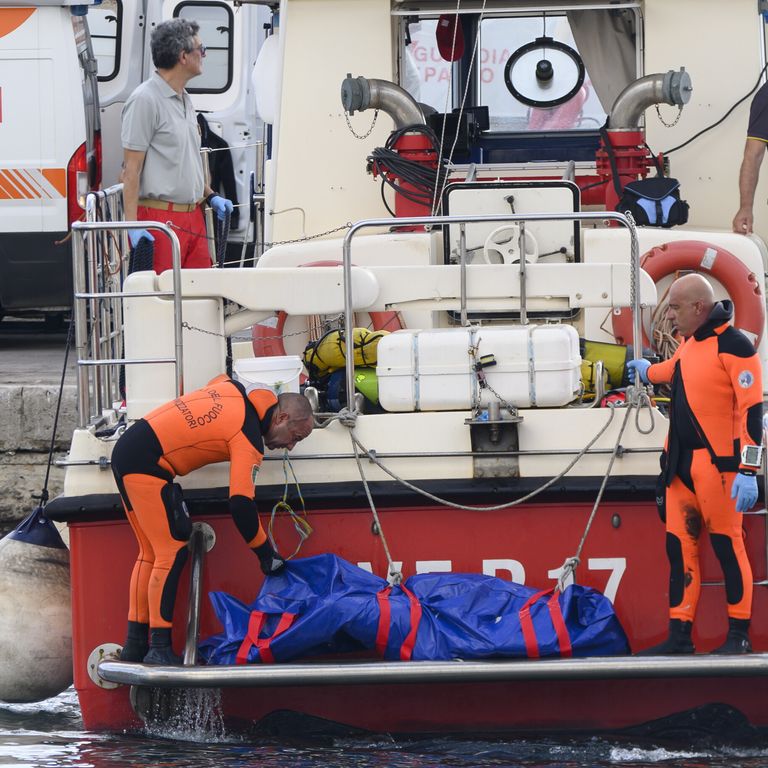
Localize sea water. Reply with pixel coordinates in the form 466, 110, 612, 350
2, 688, 768, 767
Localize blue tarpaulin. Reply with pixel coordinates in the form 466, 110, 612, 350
199, 554, 629, 665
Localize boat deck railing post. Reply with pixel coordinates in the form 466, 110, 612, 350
183, 523, 212, 666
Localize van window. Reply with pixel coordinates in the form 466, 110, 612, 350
89, 0, 122, 82
175, 2, 233, 94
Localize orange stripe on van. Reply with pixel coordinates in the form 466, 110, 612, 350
8, 169, 37, 198
0, 171, 24, 199
0, 9, 35, 39
0, 168, 66, 199
42, 168, 67, 197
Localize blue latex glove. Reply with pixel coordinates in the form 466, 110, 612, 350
626, 358, 651, 385
731, 472, 758, 513
128, 228, 154, 248
208, 195, 234, 221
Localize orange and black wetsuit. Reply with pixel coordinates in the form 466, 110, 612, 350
648, 301, 763, 623
111, 375, 277, 630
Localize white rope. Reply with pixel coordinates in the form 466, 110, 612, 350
432, 0, 489, 215
348, 405, 618, 512
431, 0, 462, 216
557, 401, 636, 592
349, 430, 402, 584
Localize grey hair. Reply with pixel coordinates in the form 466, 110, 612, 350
150, 18, 200, 70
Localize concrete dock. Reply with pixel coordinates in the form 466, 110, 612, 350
0, 320, 77, 533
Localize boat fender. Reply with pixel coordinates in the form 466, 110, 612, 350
0, 506, 72, 703
612, 241, 765, 349
252, 260, 403, 358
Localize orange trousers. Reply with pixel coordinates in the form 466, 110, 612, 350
665, 448, 753, 622
119, 473, 189, 629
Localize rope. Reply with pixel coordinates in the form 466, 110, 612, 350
349, 429, 402, 584
347, 405, 618, 512
555, 402, 636, 592
267, 453, 312, 560
33, 318, 75, 508
432, 0, 489, 215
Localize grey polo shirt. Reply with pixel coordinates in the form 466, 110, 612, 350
121, 72, 204, 204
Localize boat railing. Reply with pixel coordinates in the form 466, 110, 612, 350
71, 185, 185, 429
341, 210, 642, 412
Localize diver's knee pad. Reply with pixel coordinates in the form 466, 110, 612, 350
160, 482, 192, 542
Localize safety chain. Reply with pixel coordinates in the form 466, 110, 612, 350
655, 103, 683, 128
168, 220, 353, 252
345, 108, 379, 140
468, 338, 518, 416
181, 319, 338, 343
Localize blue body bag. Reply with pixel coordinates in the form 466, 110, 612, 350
199, 555, 629, 665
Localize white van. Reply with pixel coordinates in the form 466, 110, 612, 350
0, 0, 101, 322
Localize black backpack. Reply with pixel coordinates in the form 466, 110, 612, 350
600, 124, 689, 228
617, 176, 689, 228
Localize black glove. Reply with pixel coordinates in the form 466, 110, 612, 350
254, 541, 286, 575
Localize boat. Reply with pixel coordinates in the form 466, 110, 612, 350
24, 0, 768, 735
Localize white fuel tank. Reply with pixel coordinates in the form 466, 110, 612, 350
376, 325, 581, 412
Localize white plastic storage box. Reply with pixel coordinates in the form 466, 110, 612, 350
376, 325, 581, 411
232, 356, 303, 394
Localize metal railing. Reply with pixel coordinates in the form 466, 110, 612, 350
71, 185, 185, 427
341, 210, 641, 411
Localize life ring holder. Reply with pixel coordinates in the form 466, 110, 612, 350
252, 260, 403, 358
612, 240, 765, 350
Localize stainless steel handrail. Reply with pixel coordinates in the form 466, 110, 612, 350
72, 191, 185, 427
183, 526, 206, 666
341, 211, 640, 412
99, 651, 768, 689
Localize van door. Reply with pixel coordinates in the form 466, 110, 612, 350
0, 1, 101, 319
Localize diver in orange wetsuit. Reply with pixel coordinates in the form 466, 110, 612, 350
111, 375, 314, 665
628, 274, 763, 655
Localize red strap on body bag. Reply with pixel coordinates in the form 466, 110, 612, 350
235, 610, 296, 665
518, 588, 573, 659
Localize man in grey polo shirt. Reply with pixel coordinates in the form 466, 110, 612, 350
121, 18, 233, 273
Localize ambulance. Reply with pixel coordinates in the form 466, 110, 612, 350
0, 0, 101, 323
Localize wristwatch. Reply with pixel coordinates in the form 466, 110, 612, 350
741, 444, 764, 469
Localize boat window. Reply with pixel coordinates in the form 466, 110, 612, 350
405, 19, 455, 113
175, 2, 234, 94
89, 0, 122, 83
398, 7, 639, 164
478, 15, 605, 133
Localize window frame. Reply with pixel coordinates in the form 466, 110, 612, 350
174, 0, 235, 95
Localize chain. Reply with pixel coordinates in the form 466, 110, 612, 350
483, 378, 519, 416
182, 315, 343, 341
467, 336, 518, 415
345, 109, 379, 140
264, 222, 353, 248
654, 103, 683, 128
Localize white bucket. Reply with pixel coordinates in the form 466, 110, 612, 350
233, 355, 303, 394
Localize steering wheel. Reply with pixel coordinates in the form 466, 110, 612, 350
481, 224, 540, 264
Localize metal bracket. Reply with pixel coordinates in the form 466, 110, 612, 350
87, 643, 122, 689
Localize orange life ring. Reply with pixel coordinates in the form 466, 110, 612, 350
252, 260, 403, 357
612, 240, 765, 349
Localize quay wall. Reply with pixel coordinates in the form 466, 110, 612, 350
0, 384, 77, 535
